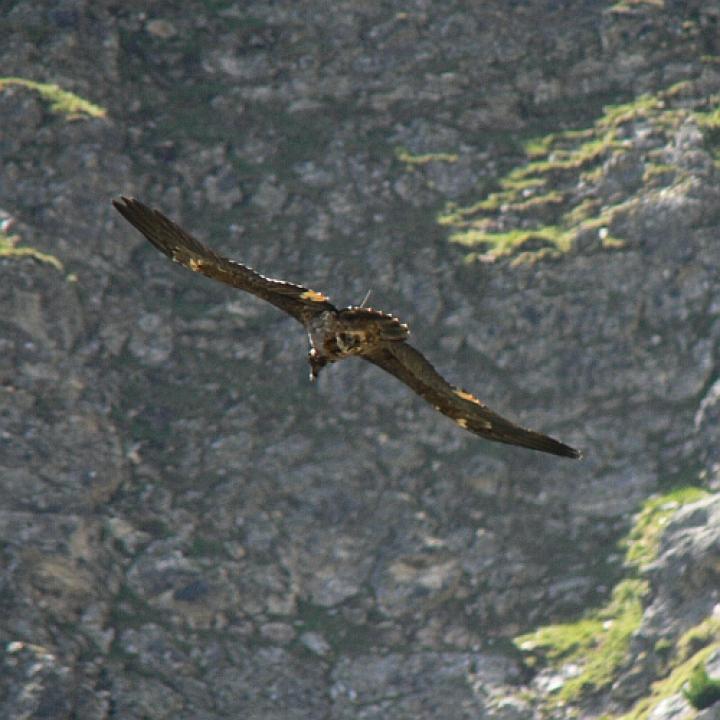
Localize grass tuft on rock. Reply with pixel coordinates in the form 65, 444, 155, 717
621, 486, 707, 569
683, 664, 720, 710
514, 486, 709, 709
516, 579, 646, 702
0, 76, 107, 119
395, 147, 459, 165
0, 228, 63, 270
440, 86, 720, 264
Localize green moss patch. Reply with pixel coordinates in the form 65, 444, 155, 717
517, 579, 647, 702
621, 486, 707, 570
395, 147, 459, 165
683, 663, 720, 710
609, 0, 665, 14
440, 86, 720, 264
514, 487, 709, 710
0, 228, 63, 270
620, 630, 720, 719
447, 225, 573, 267
0, 77, 107, 119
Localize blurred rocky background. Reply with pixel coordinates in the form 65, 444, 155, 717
2, 1, 720, 718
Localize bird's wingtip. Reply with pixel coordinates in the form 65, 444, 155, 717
112, 196, 129, 213
543, 437, 583, 459
565, 445, 583, 460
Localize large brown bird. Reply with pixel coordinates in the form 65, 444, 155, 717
113, 197, 581, 459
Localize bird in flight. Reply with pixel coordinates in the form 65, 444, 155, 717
113, 197, 581, 459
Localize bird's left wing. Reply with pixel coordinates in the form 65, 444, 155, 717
364, 342, 581, 458
113, 196, 336, 323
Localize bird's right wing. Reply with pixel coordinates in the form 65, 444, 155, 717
113, 196, 336, 323
364, 342, 581, 458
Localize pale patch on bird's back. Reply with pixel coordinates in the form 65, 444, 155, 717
454, 388, 481, 405
300, 289, 329, 302
455, 418, 469, 429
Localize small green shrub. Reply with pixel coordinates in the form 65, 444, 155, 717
683, 664, 720, 710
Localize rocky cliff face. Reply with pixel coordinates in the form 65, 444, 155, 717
2, 1, 720, 718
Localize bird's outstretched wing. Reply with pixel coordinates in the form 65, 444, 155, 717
364, 342, 581, 458
113, 196, 336, 323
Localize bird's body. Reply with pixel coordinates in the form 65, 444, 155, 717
113, 196, 581, 459
306, 307, 410, 379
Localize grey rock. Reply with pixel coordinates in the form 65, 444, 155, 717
331, 651, 518, 719
3, 0, 720, 718
300, 630, 332, 656
647, 694, 692, 720
251, 176, 288, 217
697, 705, 720, 720
259, 621, 296, 644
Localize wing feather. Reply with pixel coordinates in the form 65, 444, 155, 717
364, 343, 581, 458
113, 196, 336, 322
